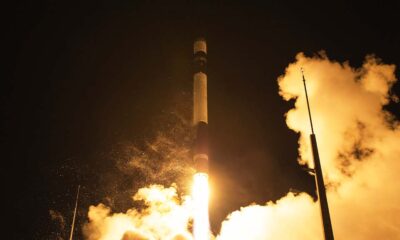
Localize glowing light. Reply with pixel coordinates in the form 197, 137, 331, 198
192, 173, 210, 240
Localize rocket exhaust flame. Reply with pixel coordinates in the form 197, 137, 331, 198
192, 173, 211, 240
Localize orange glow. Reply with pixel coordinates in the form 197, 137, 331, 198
83, 53, 400, 240
192, 173, 210, 240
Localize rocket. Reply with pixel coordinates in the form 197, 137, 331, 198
193, 38, 209, 173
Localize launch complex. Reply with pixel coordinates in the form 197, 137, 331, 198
190, 39, 335, 240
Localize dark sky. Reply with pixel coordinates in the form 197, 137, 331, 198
5, 1, 399, 239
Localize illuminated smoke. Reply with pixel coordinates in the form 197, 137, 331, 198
113, 111, 195, 188
84, 52, 399, 239
217, 193, 321, 240
217, 53, 400, 239
84, 176, 213, 240
84, 184, 194, 240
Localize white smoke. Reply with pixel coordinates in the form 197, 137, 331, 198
84, 185, 194, 240
217, 193, 321, 240
217, 52, 400, 239
84, 52, 400, 239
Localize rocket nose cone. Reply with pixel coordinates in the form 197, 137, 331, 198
194, 39, 207, 54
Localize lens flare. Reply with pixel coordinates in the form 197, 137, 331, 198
192, 173, 210, 240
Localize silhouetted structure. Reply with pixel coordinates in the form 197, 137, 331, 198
69, 185, 80, 240
302, 69, 334, 240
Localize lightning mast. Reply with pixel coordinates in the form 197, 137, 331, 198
302, 69, 334, 240
69, 185, 80, 240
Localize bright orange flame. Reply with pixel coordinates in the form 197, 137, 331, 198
192, 173, 210, 240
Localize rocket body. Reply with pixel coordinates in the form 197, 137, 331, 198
193, 39, 209, 173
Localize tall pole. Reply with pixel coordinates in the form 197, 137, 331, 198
69, 185, 80, 240
302, 69, 334, 240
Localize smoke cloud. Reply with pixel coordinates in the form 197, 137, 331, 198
217, 52, 400, 239
84, 52, 399, 239
84, 185, 194, 240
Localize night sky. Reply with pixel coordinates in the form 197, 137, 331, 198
6, 1, 399, 239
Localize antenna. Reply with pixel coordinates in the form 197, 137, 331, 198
301, 68, 315, 134
69, 185, 80, 240
301, 69, 334, 240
